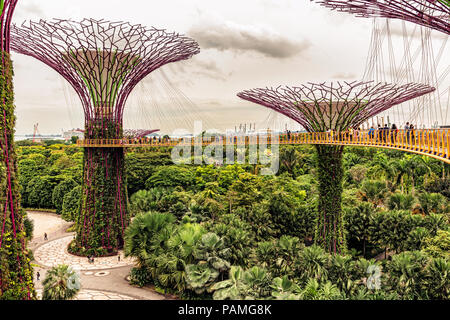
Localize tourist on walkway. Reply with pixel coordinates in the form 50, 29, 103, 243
44, 233, 48, 241
405, 122, 411, 142
368, 126, 375, 140
391, 124, 398, 144
383, 124, 389, 143
410, 124, 415, 143
36, 271, 40, 281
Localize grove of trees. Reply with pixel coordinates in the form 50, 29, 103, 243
17, 141, 450, 300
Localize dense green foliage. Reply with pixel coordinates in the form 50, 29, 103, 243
15, 142, 450, 300
42, 264, 80, 300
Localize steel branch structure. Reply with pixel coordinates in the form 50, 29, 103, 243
312, 0, 450, 35
123, 129, 160, 139
11, 18, 200, 124
0, 0, 35, 300
238, 81, 436, 132
10, 18, 200, 256
238, 81, 435, 254
0, 0, 16, 52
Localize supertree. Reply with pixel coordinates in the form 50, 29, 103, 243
11, 19, 200, 257
123, 129, 160, 139
238, 81, 435, 254
311, 0, 450, 35
0, 0, 36, 300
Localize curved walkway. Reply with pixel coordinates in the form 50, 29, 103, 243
34, 236, 135, 271
28, 211, 167, 300
36, 288, 136, 300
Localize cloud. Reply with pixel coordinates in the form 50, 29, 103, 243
188, 21, 310, 59
166, 56, 230, 82
331, 72, 357, 80
14, 1, 46, 19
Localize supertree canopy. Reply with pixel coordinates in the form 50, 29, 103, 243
11, 18, 200, 257
238, 81, 435, 254
0, 0, 36, 300
312, 0, 450, 35
123, 129, 160, 139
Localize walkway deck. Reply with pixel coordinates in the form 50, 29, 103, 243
76, 129, 450, 164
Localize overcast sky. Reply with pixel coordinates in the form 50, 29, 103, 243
11, 0, 448, 135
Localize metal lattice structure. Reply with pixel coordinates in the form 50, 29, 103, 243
237, 81, 436, 132
238, 80, 435, 254
0, 0, 17, 52
123, 129, 160, 139
10, 18, 200, 125
10, 19, 200, 256
312, 0, 450, 35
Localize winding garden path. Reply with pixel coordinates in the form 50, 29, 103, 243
27, 211, 167, 300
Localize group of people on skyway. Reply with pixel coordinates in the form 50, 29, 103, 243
278, 123, 418, 146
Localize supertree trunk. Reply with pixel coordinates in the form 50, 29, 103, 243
69, 119, 129, 257
314, 144, 346, 254
0, 52, 35, 299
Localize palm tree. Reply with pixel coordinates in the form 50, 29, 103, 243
280, 147, 299, 176
42, 265, 81, 300
358, 180, 387, 207
389, 158, 411, 193
124, 211, 176, 267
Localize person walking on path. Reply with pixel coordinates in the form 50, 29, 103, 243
44, 233, 48, 241
36, 271, 40, 281
118, 255, 121, 262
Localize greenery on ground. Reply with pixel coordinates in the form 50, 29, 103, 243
15, 143, 450, 300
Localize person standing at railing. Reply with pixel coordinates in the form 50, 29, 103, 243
404, 122, 410, 143
382, 124, 389, 143
410, 124, 415, 144
348, 127, 354, 142
327, 129, 334, 142
368, 126, 375, 141
377, 124, 382, 142
391, 124, 398, 144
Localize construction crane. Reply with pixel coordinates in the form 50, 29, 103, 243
32, 123, 41, 143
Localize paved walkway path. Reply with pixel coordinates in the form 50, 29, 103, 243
34, 236, 135, 270
28, 211, 168, 300
36, 289, 136, 300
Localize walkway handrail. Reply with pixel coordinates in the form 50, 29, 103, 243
76, 129, 450, 164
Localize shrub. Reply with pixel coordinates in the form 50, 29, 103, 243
52, 178, 79, 214
61, 186, 82, 222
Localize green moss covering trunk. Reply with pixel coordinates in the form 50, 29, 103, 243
314, 144, 346, 254
69, 119, 129, 257
0, 53, 36, 299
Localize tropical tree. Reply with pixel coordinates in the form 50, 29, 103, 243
386, 192, 416, 211
358, 180, 387, 207
52, 178, 79, 214
61, 186, 82, 222
124, 211, 176, 268
185, 232, 231, 294
42, 265, 81, 300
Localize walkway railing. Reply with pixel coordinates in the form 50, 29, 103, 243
76, 129, 450, 164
